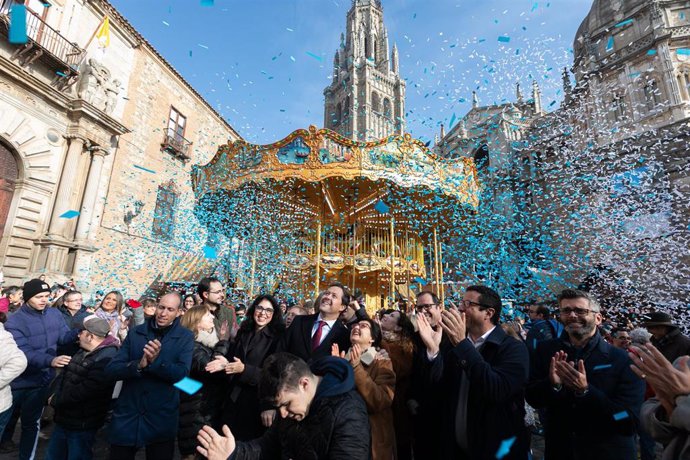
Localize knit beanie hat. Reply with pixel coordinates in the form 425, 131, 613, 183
22, 279, 51, 302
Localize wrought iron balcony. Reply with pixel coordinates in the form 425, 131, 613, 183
161, 128, 192, 160
0, 0, 85, 86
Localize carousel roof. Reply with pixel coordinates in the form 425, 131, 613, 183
192, 126, 480, 222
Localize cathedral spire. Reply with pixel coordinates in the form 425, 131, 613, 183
532, 80, 542, 114
391, 43, 399, 74
562, 67, 572, 103
516, 82, 523, 103
472, 91, 479, 109
324, 0, 406, 141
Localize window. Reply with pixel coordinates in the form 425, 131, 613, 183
611, 93, 627, 121
152, 182, 178, 240
343, 96, 350, 121
678, 71, 690, 101
168, 107, 187, 142
642, 80, 662, 111
371, 92, 380, 113
383, 98, 392, 118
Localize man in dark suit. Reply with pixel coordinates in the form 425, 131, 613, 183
526, 289, 645, 460
418, 285, 530, 460
279, 282, 351, 362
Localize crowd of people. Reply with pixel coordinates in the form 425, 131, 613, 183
0, 275, 689, 460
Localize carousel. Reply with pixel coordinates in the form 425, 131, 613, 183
192, 126, 480, 313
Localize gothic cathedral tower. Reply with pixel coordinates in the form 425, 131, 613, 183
323, 0, 406, 141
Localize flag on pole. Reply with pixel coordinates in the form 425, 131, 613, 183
95, 16, 110, 48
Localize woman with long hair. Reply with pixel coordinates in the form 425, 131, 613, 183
213, 294, 285, 441
379, 308, 416, 460
95, 290, 127, 342
177, 306, 228, 460
333, 318, 396, 460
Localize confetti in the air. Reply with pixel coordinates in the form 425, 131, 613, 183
174, 377, 203, 395
59, 210, 80, 219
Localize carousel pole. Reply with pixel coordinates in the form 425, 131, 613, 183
433, 228, 440, 297
439, 238, 445, 306
314, 219, 322, 299
249, 243, 257, 298
351, 220, 357, 293
389, 216, 395, 304
405, 227, 411, 308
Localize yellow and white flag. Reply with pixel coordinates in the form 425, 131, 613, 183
95, 16, 110, 48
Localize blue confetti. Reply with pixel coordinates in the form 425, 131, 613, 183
606, 36, 614, 51
449, 113, 456, 129
593, 364, 612, 370
374, 200, 390, 214
613, 411, 629, 421
531, 2, 538, 12
174, 377, 203, 395
8, 3, 28, 44
59, 210, 80, 219
305, 51, 322, 62
677, 49, 690, 55
647, 49, 657, 55
615, 19, 633, 28
203, 246, 218, 259
498, 36, 510, 43
413, 277, 426, 285
133, 165, 156, 174
496, 436, 516, 459
200, 0, 214, 6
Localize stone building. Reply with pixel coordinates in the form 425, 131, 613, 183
437, 0, 690, 307
323, 0, 406, 141
0, 0, 241, 298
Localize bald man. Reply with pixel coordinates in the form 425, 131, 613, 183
105, 293, 194, 460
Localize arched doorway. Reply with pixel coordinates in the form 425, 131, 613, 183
0, 142, 19, 237
474, 144, 490, 172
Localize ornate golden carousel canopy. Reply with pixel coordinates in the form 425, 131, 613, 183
191, 126, 480, 304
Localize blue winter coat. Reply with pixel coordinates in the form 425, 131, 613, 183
526, 332, 645, 460
105, 317, 194, 447
5, 304, 79, 389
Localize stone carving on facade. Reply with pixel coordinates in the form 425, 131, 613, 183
77, 59, 120, 115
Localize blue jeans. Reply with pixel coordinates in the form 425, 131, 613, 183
46, 424, 97, 460
0, 386, 49, 460
0, 405, 13, 440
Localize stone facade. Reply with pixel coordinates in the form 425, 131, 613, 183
0, 0, 240, 298
323, 0, 406, 141
436, 0, 690, 306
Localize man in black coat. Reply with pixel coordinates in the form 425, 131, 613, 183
406, 290, 451, 460
644, 311, 690, 363
196, 353, 371, 460
526, 289, 645, 460
279, 282, 351, 362
45, 315, 120, 459
418, 286, 530, 460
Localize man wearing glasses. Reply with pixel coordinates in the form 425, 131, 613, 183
197, 277, 236, 341
526, 289, 644, 460
415, 286, 530, 459
407, 291, 449, 460
57, 291, 90, 356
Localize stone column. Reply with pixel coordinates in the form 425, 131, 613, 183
74, 147, 108, 242
46, 135, 87, 239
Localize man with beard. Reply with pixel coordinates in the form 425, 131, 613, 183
279, 283, 350, 362
419, 286, 530, 459
526, 289, 644, 460
198, 277, 236, 341
407, 291, 450, 460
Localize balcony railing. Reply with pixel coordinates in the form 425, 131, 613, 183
0, 0, 85, 77
162, 128, 192, 160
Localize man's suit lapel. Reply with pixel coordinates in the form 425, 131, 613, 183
301, 314, 317, 354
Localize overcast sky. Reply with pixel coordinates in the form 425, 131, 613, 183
110, 0, 594, 144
